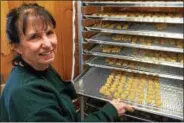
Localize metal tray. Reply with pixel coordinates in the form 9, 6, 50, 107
85, 56, 183, 80
85, 23, 183, 39
85, 102, 154, 122
85, 33, 183, 53
74, 67, 183, 120
83, 1, 183, 8
84, 15, 183, 24
85, 45, 183, 68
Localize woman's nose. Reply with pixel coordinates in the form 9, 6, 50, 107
41, 36, 52, 48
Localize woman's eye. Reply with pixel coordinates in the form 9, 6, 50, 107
30, 34, 39, 40
47, 31, 54, 35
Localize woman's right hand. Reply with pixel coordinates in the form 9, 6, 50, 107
109, 98, 134, 117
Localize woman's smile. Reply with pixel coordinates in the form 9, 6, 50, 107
39, 50, 55, 60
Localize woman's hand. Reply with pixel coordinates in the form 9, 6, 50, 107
109, 98, 134, 117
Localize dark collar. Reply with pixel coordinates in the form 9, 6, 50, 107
18, 58, 50, 77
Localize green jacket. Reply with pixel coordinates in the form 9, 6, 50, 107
0, 60, 118, 122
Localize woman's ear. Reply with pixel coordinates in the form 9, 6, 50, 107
13, 44, 22, 55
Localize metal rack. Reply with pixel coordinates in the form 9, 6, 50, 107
83, 1, 183, 8
75, 0, 183, 121
85, 33, 183, 53
84, 14, 183, 24
84, 45, 183, 68
74, 67, 183, 120
85, 56, 183, 80
85, 98, 155, 122
85, 23, 183, 39
84, 98, 182, 122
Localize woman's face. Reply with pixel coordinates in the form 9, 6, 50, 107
16, 16, 57, 70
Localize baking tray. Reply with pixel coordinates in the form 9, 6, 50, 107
85, 56, 183, 80
84, 15, 183, 24
85, 33, 183, 53
84, 45, 183, 68
85, 23, 183, 39
74, 67, 183, 120
83, 1, 183, 8
85, 102, 154, 122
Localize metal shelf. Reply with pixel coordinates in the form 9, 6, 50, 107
78, 1, 183, 121
85, 33, 183, 53
85, 56, 183, 80
74, 67, 183, 120
84, 15, 183, 24
83, 1, 183, 8
122, 114, 154, 122
85, 23, 183, 39
85, 102, 154, 122
84, 45, 183, 68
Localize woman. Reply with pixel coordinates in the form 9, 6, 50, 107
0, 3, 134, 121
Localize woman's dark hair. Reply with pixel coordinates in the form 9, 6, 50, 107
6, 3, 56, 44
6, 3, 56, 65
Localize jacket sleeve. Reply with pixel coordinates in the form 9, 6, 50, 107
81, 102, 119, 122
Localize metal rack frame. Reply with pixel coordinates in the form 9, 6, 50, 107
85, 56, 183, 80
76, 0, 183, 121
85, 33, 183, 53
77, 1, 85, 120
85, 24, 183, 39
74, 67, 183, 120
85, 101, 155, 122
84, 45, 183, 68
84, 15, 183, 24
83, 1, 183, 8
